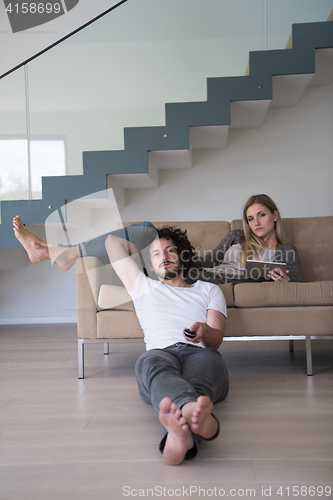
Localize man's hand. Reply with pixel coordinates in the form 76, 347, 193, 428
183, 322, 207, 344
184, 309, 226, 350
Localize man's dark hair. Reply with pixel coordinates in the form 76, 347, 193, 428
136, 225, 195, 278
157, 226, 195, 277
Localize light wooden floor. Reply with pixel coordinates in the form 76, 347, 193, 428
0, 324, 332, 500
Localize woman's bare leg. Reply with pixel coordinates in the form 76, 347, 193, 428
13, 216, 51, 263
13, 215, 80, 271
32, 242, 80, 271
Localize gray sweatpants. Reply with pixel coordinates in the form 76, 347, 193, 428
56, 221, 157, 264
135, 342, 229, 459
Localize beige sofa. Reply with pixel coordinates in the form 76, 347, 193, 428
76, 216, 333, 378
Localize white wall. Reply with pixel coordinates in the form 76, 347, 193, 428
0, 82, 332, 324
0, 260, 77, 324
0, 0, 124, 76
120, 84, 333, 222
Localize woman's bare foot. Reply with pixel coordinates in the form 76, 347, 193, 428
159, 397, 194, 465
30, 241, 80, 271
13, 215, 80, 271
13, 215, 51, 263
182, 396, 218, 440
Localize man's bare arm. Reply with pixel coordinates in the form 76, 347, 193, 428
105, 234, 140, 291
186, 309, 226, 350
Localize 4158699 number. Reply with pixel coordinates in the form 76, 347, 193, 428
276, 485, 331, 497
5, 3, 62, 14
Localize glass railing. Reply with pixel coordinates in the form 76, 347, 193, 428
0, 0, 332, 219
0, 67, 29, 207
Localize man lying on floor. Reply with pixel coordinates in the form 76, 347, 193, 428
104, 222, 229, 465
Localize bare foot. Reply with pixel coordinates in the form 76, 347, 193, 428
159, 397, 194, 465
13, 216, 51, 263
31, 241, 51, 259
182, 396, 218, 440
13, 216, 80, 271
31, 241, 80, 271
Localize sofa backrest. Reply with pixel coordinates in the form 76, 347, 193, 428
121, 221, 231, 256
231, 216, 333, 282
122, 216, 333, 283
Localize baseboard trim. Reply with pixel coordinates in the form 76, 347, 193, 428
0, 316, 77, 325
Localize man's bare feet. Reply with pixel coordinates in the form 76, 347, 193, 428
13, 216, 51, 263
181, 396, 218, 440
159, 397, 194, 466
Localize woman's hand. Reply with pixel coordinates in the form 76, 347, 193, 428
268, 268, 290, 282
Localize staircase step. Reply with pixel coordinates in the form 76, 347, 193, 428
270, 74, 314, 108
65, 194, 118, 228
189, 126, 229, 149
309, 48, 333, 86
230, 100, 271, 129
148, 150, 192, 170
0, 20, 332, 249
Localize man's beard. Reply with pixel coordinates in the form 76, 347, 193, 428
156, 262, 181, 280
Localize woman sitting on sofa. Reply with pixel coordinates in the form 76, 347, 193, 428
12, 193, 303, 283
187, 193, 303, 285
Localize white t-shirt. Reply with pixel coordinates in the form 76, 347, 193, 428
128, 272, 227, 351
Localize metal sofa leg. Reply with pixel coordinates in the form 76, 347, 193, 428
104, 343, 109, 355
289, 340, 294, 352
305, 336, 313, 376
78, 339, 85, 379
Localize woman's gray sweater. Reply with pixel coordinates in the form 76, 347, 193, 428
188, 229, 303, 285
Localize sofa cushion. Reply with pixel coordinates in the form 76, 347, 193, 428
218, 283, 235, 307
98, 285, 135, 311
98, 282, 235, 310
226, 306, 333, 336
234, 281, 333, 308
97, 310, 144, 339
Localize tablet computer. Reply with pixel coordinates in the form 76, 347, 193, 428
245, 260, 287, 280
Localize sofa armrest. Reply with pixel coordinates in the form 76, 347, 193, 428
76, 256, 104, 339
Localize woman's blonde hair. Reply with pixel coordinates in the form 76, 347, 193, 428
240, 194, 285, 266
